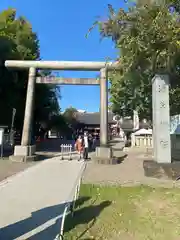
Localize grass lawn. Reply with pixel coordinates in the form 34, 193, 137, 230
64, 184, 180, 240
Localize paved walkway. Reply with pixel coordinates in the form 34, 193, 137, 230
0, 156, 85, 240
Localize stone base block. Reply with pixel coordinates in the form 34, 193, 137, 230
9, 145, 37, 162
94, 146, 127, 165
9, 155, 37, 162
96, 146, 112, 159
143, 160, 180, 180
14, 145, 36, 156
94, 157, 118, 165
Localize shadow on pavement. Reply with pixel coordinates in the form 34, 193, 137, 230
0, 196, 90, 240
36, 153, 59, 161
28, 200, 111, 240
64, 200, 111, 239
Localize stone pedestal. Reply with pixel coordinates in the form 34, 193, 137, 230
96, 146, 112, 159
9, 145, 37, 162
94, 146, 126, 164
94, 146, 113, 164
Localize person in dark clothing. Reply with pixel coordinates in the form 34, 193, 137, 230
82, 132, 89, 160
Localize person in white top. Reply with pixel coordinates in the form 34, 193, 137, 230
83, 132, 89, 160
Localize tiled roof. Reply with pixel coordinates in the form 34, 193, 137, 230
76, 112, 115, 125
76, 112, 150, 130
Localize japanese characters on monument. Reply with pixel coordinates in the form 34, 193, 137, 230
152, 74, 171, 163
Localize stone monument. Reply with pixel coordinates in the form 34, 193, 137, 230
143, 74, 180, 180
152, 74, 171, 163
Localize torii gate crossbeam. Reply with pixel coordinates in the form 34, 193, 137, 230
5, 60, 120, 162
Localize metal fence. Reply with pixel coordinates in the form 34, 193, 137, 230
60, 144, 73, 160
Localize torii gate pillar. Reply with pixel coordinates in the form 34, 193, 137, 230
100, 68, 108, 146
95, 68, 113, 159
10, 67, 37, 162
5, 60, 119, 162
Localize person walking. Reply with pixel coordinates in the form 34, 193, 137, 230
83, 132, 89, 160
75, 135, 84, 161
92, 136, 96, 151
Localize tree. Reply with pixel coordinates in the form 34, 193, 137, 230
34, 70, 60, 127
96, 1, 180, 119
63, 107, 79, 130
0, 8, 60, 132
48, 114, 71, 134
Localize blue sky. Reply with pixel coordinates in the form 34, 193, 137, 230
1, 0, 126, 112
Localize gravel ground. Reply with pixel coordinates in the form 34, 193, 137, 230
0, 152, 60, 182
0, 151, 81, 183
0, 158, 36, 182
83, 149, 180, 188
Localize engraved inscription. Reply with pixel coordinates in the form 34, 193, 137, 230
158, 84, 166, 93
36, 77, 99, 85
160, 120, 169, 125
160, 101, 166, 108
160, 140, 168, 148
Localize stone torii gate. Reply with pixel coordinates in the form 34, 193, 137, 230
5, 60, 172, 164
5, 60, 119, 161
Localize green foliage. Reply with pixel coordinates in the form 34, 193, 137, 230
0, 8, 60, 130
0, 8, 39, 61
63, 107, 79, 130
97, 2, 180, 119
48, 114, 70, 134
